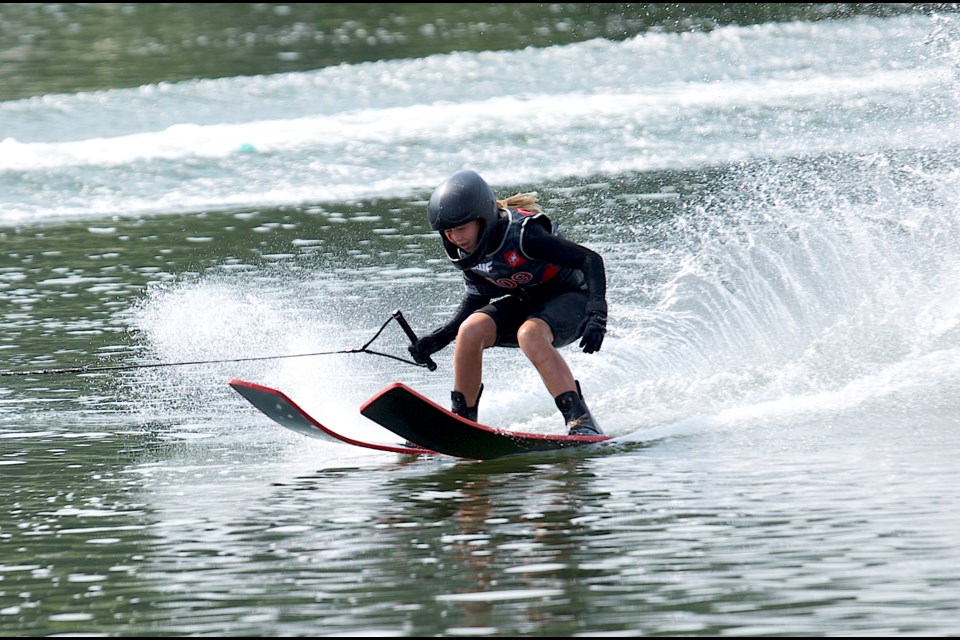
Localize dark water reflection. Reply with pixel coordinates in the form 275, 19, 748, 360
0, 3, 927, 101
2, 392, 959, 635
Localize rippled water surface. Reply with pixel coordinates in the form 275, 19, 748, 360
2, 3, 959, 636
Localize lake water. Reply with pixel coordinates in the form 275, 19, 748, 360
2, 3, 959, 636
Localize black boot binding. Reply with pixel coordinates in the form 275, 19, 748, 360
555, 381, 603, 436
451, 384, 484, 422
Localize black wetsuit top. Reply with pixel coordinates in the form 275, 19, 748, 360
430, 208, 605, 349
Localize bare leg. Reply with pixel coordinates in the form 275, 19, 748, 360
516, 318, 577, 398
517, 317, 602, 435
453, 312, 496, 407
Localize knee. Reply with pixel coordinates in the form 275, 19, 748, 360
517, 319, 553, 355
457, 313, 496, 349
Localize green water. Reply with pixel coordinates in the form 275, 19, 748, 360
0, 3, 929, 101
2, 3, 959, 636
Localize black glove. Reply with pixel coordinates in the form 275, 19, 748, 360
408, 329, 445, 365
579, 299, 607, 354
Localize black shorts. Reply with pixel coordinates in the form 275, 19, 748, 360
477, 291, 589, 348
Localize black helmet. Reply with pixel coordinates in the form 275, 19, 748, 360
428, 170, 500, 270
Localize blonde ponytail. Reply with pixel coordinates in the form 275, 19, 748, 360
497, 192, 541, 213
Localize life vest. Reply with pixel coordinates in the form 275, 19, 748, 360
463, 208, 585, 300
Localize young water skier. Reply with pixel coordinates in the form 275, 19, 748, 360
407, 170, 608, 435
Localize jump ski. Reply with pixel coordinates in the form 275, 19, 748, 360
229, 379, 430, 455
361, 382, 612, 460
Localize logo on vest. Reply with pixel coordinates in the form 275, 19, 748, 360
504, 250, 525, 268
